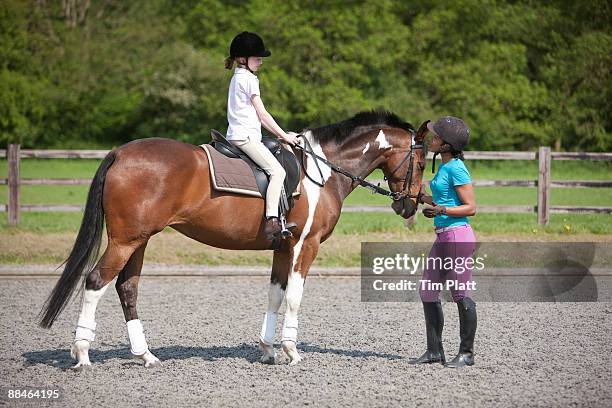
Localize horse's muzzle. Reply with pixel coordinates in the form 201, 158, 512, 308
391, 197, 417, 219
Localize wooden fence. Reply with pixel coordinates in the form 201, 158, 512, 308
1, 144, 612, 226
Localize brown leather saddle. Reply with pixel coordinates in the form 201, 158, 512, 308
207, 130, 301, 211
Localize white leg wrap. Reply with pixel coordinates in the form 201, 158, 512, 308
281, 316, 299, 343
75, 318, 97, 342
74, 284, 109, 343
126, 319, 149, 356
260, 312, 278, 346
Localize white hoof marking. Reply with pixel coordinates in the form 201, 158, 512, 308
71, 340, 91, 367
134, 350, 161, 368
282, 341, 302, 366
71, 361, 92, 371
259, 340, 277, 365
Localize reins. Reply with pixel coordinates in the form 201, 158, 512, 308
293, 132, 424, 201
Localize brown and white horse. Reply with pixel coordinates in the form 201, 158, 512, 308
39, 111, 428, 368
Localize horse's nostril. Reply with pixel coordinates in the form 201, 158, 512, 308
402, 199, 416, 218
391, 197, 417, 219
391, 199, 404, 215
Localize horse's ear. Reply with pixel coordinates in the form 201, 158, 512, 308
416, 120, 430, 143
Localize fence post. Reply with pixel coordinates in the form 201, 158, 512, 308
8, 144, 21, 225
537, 146, 551, 226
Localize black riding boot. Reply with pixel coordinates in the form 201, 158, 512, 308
409, 301, 445, 365
445, 297, 477, 368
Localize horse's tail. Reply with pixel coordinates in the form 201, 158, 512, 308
38, 150, 117, 329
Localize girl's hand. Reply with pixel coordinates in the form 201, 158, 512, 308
280, 132, 299, 146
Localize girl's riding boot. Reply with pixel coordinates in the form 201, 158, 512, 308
264, 217, 282, 239
410, 301, 445, 365
445, 297, 477, 368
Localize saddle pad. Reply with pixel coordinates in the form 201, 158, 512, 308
200, 144, 263, 197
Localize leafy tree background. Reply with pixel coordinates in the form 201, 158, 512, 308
1, 0, 610, 150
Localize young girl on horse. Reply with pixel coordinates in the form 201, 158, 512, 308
224, 31, 299, 239
412, 116, 478, 368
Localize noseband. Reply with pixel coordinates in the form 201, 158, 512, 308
383, 130, 426, 202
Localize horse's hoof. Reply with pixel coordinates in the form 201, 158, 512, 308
258, 340, 277, 365
71, 340, 90, 360
282, 340, 302, 365
134, 351, 161, 368
260, 355, 276, 365
72, 362, 92, 371
144, 359, 162, 369
288, 355, 303, 366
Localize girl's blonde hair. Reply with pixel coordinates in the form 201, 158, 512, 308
224, 56, 247, 70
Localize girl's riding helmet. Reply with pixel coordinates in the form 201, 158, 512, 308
230, 32, 271, 58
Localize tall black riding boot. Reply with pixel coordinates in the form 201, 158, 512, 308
445, 297, 477, 368
409, 301, 445, 365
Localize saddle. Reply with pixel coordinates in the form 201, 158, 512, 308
201, 130, 301, 209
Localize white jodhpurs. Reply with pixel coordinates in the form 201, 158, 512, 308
231, 136, 286, 218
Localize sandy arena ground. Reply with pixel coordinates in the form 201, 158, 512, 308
1, 275, 611, 407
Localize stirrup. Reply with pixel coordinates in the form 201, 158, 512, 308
279, 222, 297, 239
279, 214, 296, 239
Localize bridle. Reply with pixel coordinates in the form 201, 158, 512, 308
293, 129, 425, 202
383, 129, 426, 202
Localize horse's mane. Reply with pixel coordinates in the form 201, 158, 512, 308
307, 111, 415, 144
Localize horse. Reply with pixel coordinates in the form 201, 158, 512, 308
38, 111, 429, 368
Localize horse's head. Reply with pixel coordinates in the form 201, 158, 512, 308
380, 121, 429, 219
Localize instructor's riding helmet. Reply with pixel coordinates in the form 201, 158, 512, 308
427, 116, 469, 151
427, 116, 470, 173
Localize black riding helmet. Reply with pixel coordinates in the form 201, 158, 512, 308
230, 31, 271, 59
427, 116, 470, 173
427, 116, 469, 151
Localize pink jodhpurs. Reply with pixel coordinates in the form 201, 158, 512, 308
419, 224, 477, 303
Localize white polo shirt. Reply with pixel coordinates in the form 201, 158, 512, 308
227, 67, 262, 141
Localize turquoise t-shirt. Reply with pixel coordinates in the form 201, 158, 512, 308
429, 158, 472, 227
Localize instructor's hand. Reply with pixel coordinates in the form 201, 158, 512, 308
422, 205, 446, 218
419, 194, 434, 206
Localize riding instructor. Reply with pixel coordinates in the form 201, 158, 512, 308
224, 32, 299, 239
410, 116, 478, 368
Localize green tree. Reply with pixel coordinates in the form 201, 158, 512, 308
0, 0, 609, 151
